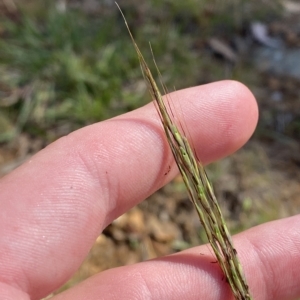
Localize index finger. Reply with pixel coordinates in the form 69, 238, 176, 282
0, 81, 258, 299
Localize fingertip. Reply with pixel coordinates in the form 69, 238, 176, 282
216, 80, 258, 159
225, 80, 258, 133
178, 80, 258, 163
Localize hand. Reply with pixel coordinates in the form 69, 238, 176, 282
0, 81, 298, 300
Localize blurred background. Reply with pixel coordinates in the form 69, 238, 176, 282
0, 0, 300, 297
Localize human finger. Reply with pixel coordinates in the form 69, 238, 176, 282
0, 81, 258, 299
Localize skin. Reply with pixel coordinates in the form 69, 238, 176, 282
0, 80, 299, 300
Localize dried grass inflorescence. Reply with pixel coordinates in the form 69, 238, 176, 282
117, 3, 252, 299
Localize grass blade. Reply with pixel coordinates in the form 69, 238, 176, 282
116, 3, 252, 299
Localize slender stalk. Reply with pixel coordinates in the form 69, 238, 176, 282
116, 3, 252, 299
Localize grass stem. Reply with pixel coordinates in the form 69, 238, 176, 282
117, 3, 252, 299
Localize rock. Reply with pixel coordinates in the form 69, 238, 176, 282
252, 46, 300, 80
147, 214, 180, 243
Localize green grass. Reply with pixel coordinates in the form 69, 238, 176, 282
0, 0, 282, 142
0, 6, 144, 140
